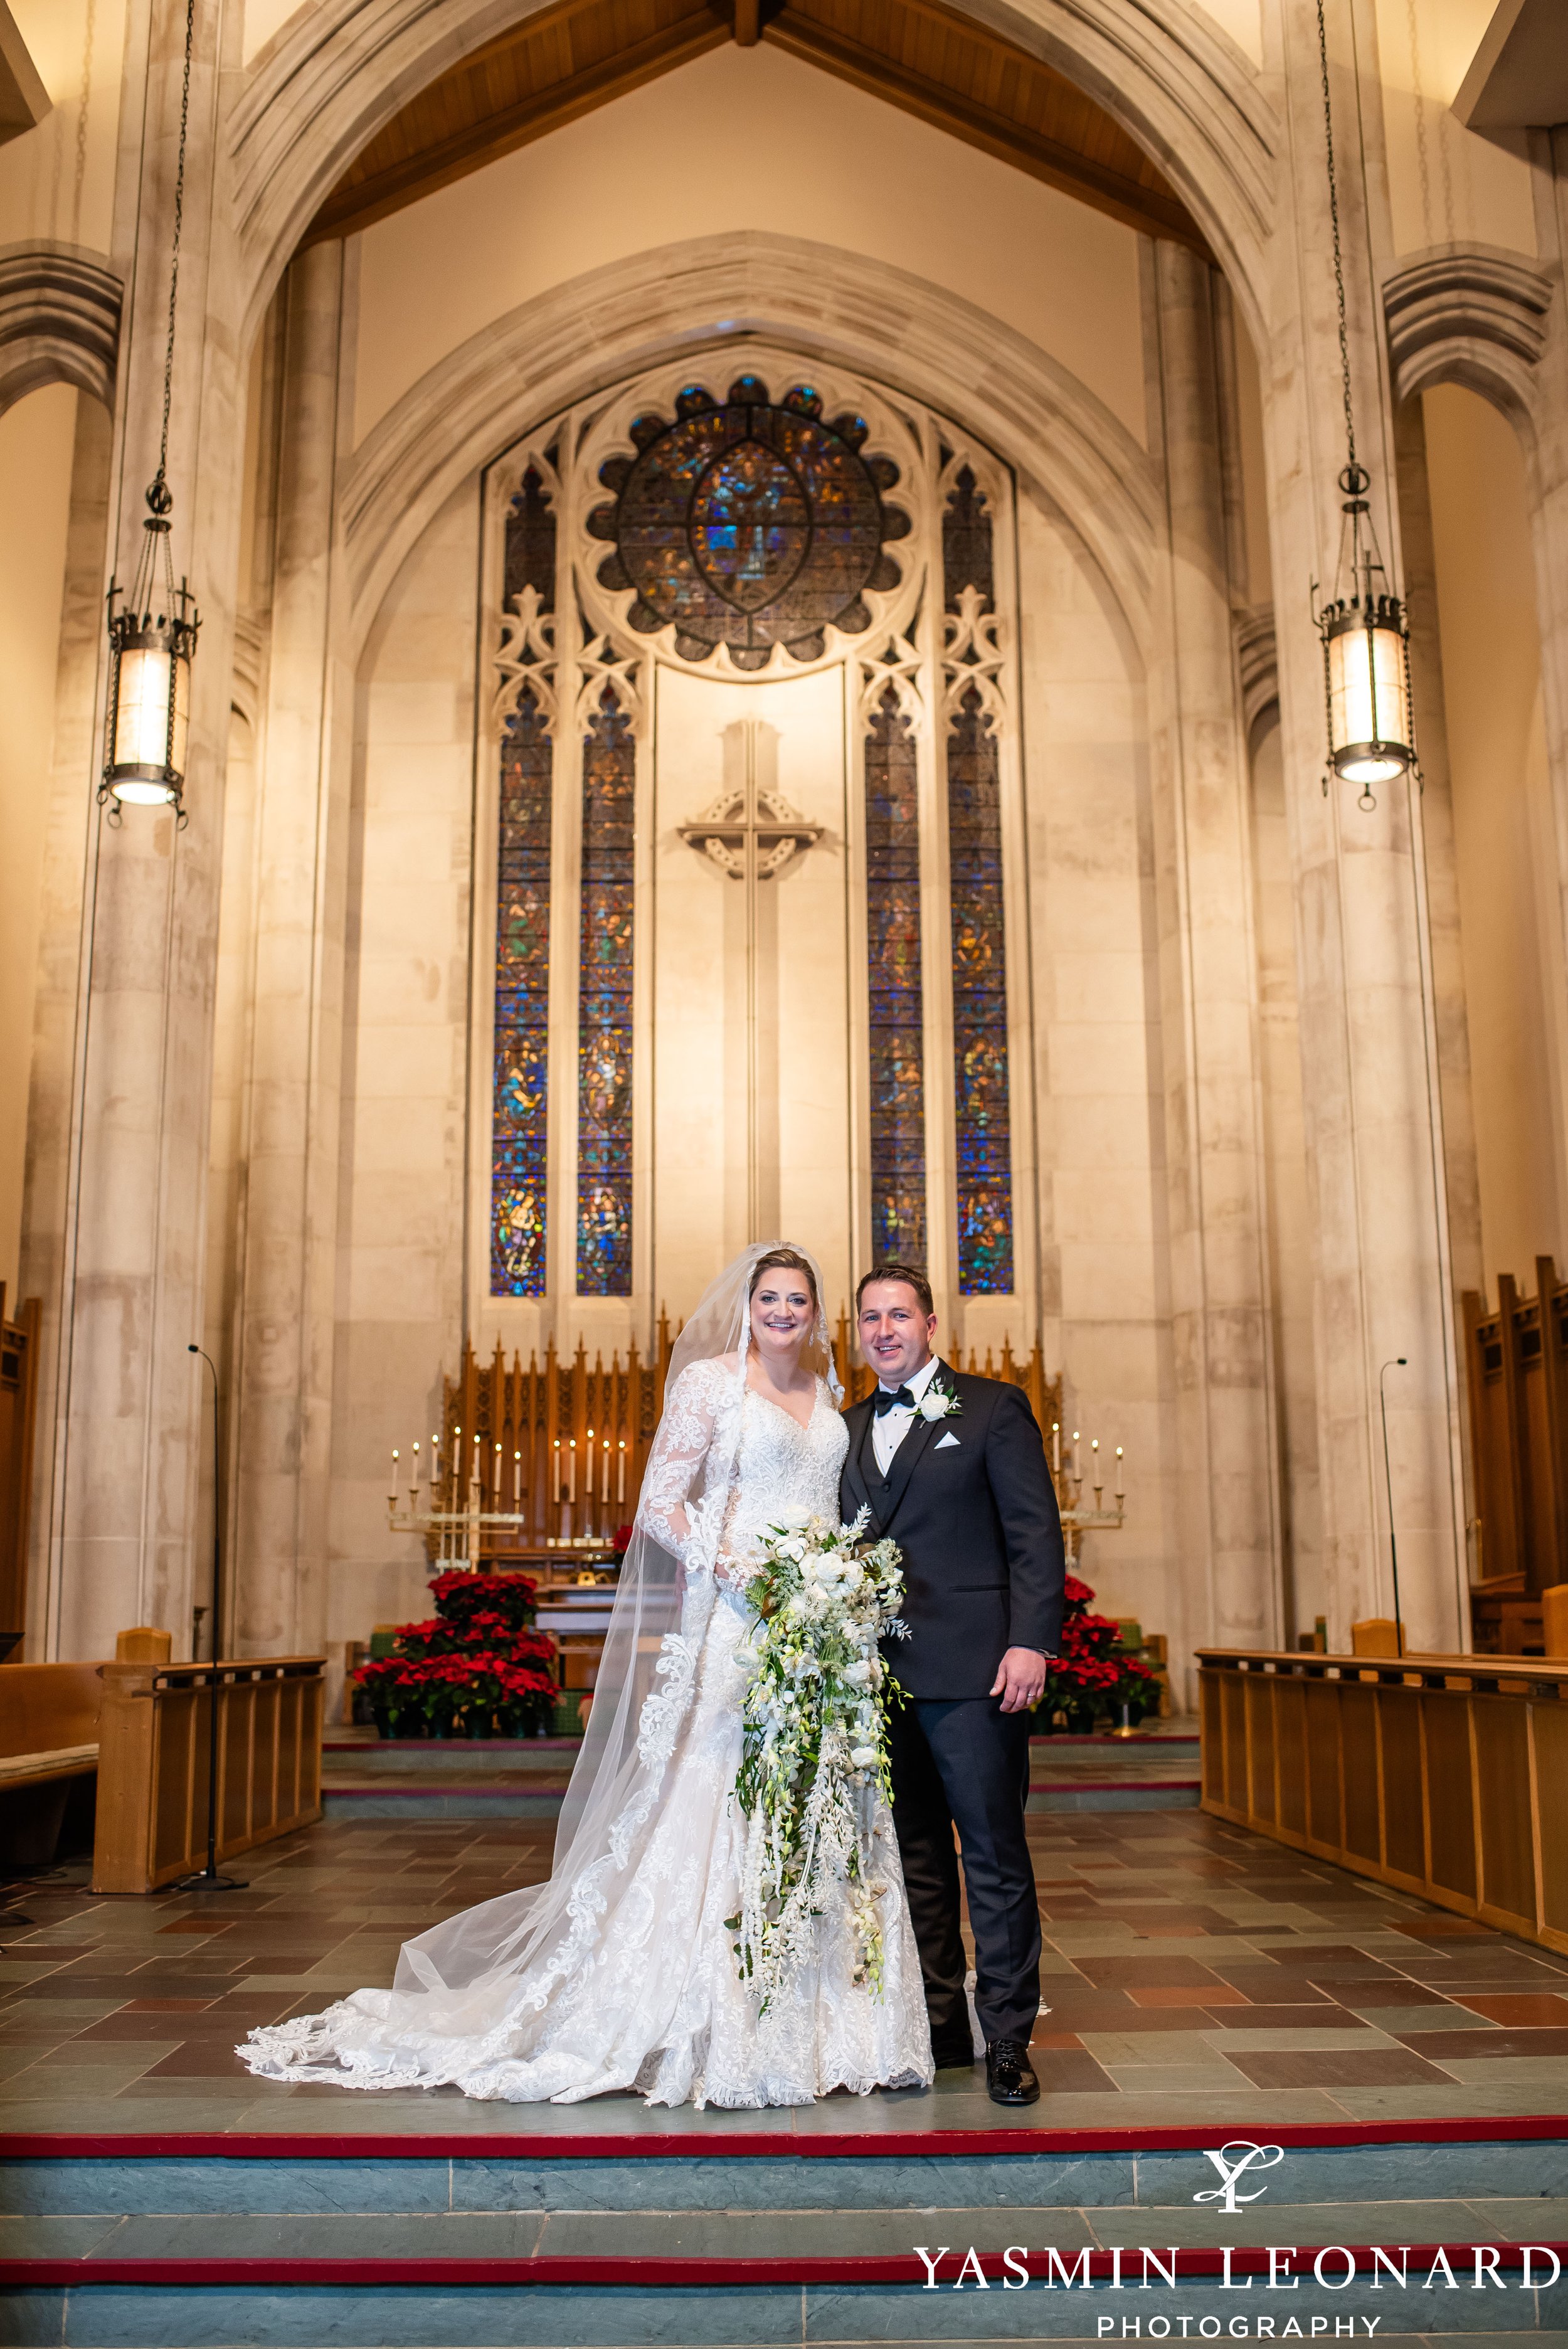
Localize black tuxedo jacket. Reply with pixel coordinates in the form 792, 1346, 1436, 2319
839, 1365, 1065, 1699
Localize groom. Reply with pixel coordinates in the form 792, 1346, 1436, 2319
840, 1264, 1064, 2106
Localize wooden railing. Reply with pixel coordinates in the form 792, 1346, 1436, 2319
92, 1655, 324, 1894
415, 1321, 1061, 1562
0, 1287, 41, 1662
1198, 1646, 1568, 1957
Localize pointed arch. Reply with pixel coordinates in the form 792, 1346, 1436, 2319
338, 230, 1162, 664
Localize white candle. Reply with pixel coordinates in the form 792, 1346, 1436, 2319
601, 1440, 610, 1505
568, 1441, 577, 1503
514, 1449, 522, 1509
1052, 1421, 1061, 1475
432, 1433, 442, 1497
1116, 1445, 1125, 1497
552, 1440, 561, 1502
617, 1441, 626, 1507
390, 1447, 400, 1500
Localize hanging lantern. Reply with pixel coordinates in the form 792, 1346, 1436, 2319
100, 0, 199, 821
1309, 0, 1417, 812
102, 486, 200, 813
1315, 467, 1413, 798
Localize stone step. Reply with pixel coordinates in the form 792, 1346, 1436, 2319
8, 2197, 1568, 2255
6, 2124, 1564, 2343
7, 2127, 1568, 2214
1, 2269, 1564, 2345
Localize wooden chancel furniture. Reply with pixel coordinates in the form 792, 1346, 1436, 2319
91, 1653, 325, 1894
1463, 1258, 1568, 1654
1200, 1646, 1568, 1959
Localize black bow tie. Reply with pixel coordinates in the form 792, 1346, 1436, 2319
874, 1385, 915, 1416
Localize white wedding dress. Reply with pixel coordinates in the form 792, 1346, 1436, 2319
240, 1357, 933, 2108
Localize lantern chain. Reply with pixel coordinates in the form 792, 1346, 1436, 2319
1314, 0, 1358, 484
149, 0, 196, 520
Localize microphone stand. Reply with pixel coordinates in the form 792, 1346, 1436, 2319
174, 1345, 246, 1892
1378, 1357, 1408, 1659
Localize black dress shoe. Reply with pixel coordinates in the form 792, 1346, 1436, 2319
985, 2037, 1041, 2105
930, 2038, 977, 2069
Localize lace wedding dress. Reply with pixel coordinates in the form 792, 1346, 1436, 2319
239, 1353, 933, 2108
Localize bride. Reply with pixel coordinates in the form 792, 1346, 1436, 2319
240, 1243, 934, 2107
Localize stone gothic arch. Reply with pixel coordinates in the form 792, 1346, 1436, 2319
229, 0, 1278, 354
337, 232, 1161, 675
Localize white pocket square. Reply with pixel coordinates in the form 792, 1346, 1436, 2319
934, 1431, 960, 1449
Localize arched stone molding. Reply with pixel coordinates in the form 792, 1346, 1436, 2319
0, 243, 121, 417
1234, 603, 1278, 756
230, 607, 268, 735
228, 0, 1276, 356
983, 0, 1275, 337
336, 230, 1160, 668
1384, 241, 1554, 425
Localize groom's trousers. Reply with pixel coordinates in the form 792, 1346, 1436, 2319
886, 1697, 1041, 2050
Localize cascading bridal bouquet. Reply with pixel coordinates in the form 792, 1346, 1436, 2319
728, 1505, 908, 2012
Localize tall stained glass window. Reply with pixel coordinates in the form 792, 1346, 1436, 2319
577, 691, 635, 1295
945, 469, 1012, 1295
865, 688, 926, 1263
490, 468, 556, 1296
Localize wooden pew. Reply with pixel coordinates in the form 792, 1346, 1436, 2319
0, 1288, 41, 1663
0, 1660, 103, 1866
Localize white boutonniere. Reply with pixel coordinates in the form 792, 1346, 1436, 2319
917, 1379, 962, 1424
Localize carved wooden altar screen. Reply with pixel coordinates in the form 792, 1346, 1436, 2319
427, 1320, 1061, 1562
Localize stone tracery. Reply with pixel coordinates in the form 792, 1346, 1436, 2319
484, 351, 1024, 1313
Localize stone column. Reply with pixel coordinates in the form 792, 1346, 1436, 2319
24, 0, 246, 1659
228, 239, 350, 1657
1147, 239, 1280, 1650
1392, 397, 1483, 1310
1525, 129, 1568, 1257
1257, 0, 1466, 1650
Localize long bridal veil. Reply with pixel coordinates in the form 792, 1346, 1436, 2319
384, 1239, 842, 2017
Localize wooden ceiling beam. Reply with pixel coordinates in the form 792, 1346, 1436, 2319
762, 7, 1206, 249
304, 0, 1205, 254
305, 3, 731, 243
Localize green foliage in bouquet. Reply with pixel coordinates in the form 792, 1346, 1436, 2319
355, 1570, 558, 1739
728, 1507, 908, 2011
1042, 1572, 1159, 1730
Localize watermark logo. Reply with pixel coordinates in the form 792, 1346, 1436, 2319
1194, 2143, 1285, 2215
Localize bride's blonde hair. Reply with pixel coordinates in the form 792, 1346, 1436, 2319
747, 1246, 820, 1310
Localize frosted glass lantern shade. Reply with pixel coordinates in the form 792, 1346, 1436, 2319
1323, 600, 1412, 788
104, 623, 191, 805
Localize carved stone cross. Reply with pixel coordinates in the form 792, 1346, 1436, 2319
677, 721, 822, 882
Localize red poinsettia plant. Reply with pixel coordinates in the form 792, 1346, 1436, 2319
356, 1571, 558, 1739
1040, 1573, 1159, 1730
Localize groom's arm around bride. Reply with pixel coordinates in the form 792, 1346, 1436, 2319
840, 1262, 1065, 2106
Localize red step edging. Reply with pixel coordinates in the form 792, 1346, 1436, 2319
4, 2116, 1565, 2162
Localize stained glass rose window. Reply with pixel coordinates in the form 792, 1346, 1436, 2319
589, 376, 908, 671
